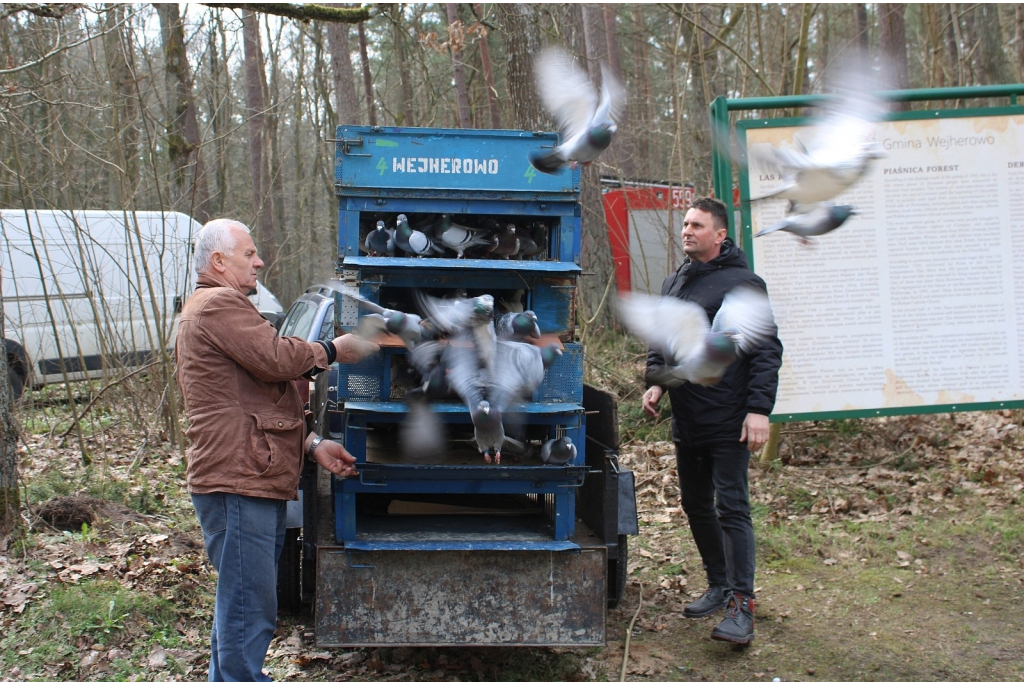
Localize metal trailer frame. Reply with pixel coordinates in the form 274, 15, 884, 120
283, 126, 637, 647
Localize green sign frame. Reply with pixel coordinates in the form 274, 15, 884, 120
709, 84, 1024, 422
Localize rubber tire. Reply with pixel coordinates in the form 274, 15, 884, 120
607, 534, 628, 609
277, 527, 302, 615
7, 365, 23, 402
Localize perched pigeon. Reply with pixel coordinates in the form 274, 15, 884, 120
433, 214, 498, 258
519, 222, 548, 259
363, 220, 395, 256
395, 213, 443, 257
618, 284, 776, 387
540, 436, 577, 465
489, 223, 520, 259
530, 46, 625, 174
756, 204, 857, 240
495, 310, 541, 341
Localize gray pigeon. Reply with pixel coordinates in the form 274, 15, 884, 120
540, 436, 577, 465
495, 310, 541, 341
746, 62, 887, 207
395, 213, 443, 257
489, 224, 520, 259
617, 285, 776, 387
363, 220, 395, 256
399, 392, 448, 463
351, 296, 426, 350
433, 214, 498, 258
756, 204, 857, 240
415, 291, 497, 373
530, 46, 625, 174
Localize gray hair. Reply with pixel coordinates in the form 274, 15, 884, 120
194, 219, 251, 274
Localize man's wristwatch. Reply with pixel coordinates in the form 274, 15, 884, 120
306, 434, 324, 460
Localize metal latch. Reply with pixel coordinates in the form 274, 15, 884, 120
328, 136, 371, 157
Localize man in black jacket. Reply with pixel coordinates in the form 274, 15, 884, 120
642, 197, 782, 645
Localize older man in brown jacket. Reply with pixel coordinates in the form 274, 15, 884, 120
175, 218, 377, 681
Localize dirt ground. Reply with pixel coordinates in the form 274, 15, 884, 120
2, 410, 1023, 681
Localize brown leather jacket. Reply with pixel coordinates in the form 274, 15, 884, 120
175, 273, 328, 500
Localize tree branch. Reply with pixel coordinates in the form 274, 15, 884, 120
200, 3, 374, 24
1, 4, 82, 20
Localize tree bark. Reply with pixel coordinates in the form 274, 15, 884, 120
855, 4, 869, 53
447, 4, 472, 128
156, 3, 212, 223
1017, 4, 1024, 83
327, 18, 359, 124
473, 3, 501, 129
0, 294, 19, 536
241, 10, 278, 274
878, 4, 910, 110
357, 22, 377, 125
103, 4, 139, 203
392, 6, 415, 126
497, 4, 544, 130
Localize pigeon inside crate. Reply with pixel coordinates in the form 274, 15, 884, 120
360, 414, 573, 466
357, 211, 555, 260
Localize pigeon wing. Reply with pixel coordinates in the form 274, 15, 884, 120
594, 62, 625, 127
617, 293, 709, 364
711, 285, 776, 354
534, 46, 599, 143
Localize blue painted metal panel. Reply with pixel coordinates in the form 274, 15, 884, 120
342, 255, 581, 273
334, 126, 580, 197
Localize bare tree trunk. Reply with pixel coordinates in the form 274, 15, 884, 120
103, 4, 139, 202
241, 10, 278, 274
473, 3, 501, 129
630, 7, 652, 178
207, 10, 232, 215
357, 22, 377, 125
878, 4, 910, 110
446, 4, 472, 128
578, 5, 617, 332
1017, 4, 1024, 83
602, 5, 634, 179
392, 6, 415, 126
947, 3, 965, 87
0, 295, 19, 535
855, 4, 869, 53
155, 3, 212, 223
327, 17, 360, 124
793, 4, 813, 96
497, 4, 544, 130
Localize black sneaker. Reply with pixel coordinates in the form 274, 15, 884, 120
711, 593, 755, 644
683, 586, 730, 618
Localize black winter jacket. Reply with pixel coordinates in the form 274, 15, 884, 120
645, 238, 783, 446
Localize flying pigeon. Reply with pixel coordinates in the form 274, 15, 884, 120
618, 284, 776, 387
433, 214, 498, 258
394, 213, 443, 257
495, 310, 541, 342
350, 296, 427, 350
399, 392, 448, 463
745, 62, 887, 208
540, 436, 577, 465
530, 46, 625, 174
363, 220, 395, 256
756, 204, 858, 240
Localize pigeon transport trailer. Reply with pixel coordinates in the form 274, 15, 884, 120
287, 126, 638, 647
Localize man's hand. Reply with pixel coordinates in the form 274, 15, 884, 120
332, 333, 379, 364
740, 413, 770, 453
312, 438, 359, 478
642, 386, 664, 418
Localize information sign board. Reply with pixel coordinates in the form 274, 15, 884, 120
741, 112, 1024, 419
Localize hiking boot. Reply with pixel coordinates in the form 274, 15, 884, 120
711, 593, 755, 644
683, 586, 730, 618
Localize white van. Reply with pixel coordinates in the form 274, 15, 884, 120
1, 209, 284, 399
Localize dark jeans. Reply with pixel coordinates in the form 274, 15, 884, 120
192, 492, 287, 682
675, 441, 755, 597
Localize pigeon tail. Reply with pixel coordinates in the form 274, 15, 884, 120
529, 148, 566, 174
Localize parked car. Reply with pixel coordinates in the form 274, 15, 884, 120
276, 282, 341, 613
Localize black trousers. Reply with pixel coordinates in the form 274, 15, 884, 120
675, 440, 755, 597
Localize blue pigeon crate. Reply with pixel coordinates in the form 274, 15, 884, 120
332, 343, 583, 404
334, 126, 583, 264
334, 126, 580, 199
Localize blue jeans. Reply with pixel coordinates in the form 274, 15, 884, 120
675, 441, 756, 597
191, 492, 286, 682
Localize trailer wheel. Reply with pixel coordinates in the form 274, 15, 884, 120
277, 527, 302, 615
607, 534, 628, 608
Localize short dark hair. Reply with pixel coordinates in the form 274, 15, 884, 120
690, 197, 728, 231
